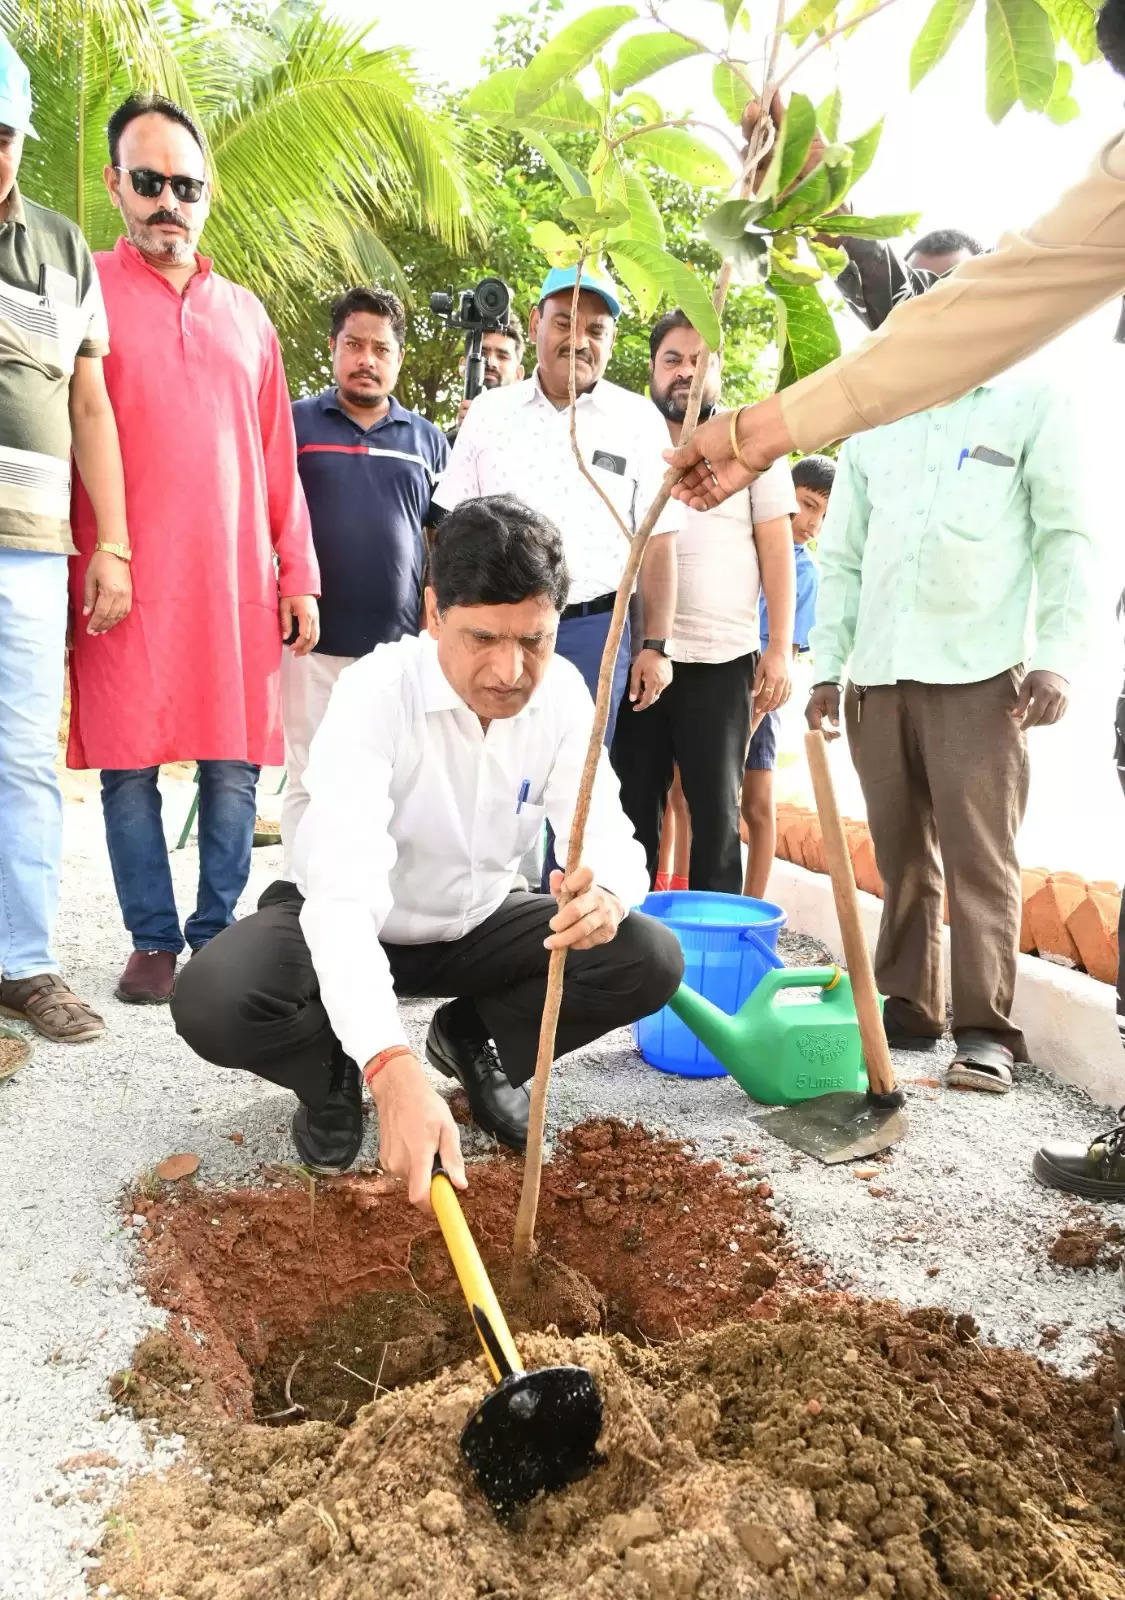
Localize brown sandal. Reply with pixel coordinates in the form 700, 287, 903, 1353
0, 974, 105, 1044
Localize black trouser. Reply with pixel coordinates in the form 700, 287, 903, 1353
171, 880, 684, 1109
611, 651, 758, 894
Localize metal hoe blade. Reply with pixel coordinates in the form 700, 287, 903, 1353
755, 1093, 909, 1165
460, 1364, 603, 1518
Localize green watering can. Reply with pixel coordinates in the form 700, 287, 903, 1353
667, 965, 874, 1106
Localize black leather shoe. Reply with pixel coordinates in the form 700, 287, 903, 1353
291, 1052, 363, 1175
425, 1000, 529, 1152
1033, 1110, 1125, 1201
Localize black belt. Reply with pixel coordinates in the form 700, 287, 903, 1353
561, 591, 616, 622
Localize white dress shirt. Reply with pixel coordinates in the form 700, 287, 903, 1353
672, 458, 798, 664
293, 632, 650, 1072
433, 372, 682, 603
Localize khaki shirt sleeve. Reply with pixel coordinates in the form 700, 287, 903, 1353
780, 134, 1125, 454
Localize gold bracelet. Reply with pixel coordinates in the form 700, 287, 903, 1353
728, 404, 752, 472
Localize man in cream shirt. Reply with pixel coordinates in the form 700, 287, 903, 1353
172, 495, 683, 1207
613, 308, 796, 893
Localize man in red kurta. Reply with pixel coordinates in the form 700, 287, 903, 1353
69, 93, 319, 1004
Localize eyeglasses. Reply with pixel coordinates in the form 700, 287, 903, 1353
115, 166, 205, 205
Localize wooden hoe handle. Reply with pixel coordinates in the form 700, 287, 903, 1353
804, 729, 898, 1098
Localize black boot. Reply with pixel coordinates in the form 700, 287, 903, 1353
425, 999, 529, 1152
1033, 1110, 1125, 1201
291, 1050, 363, 1175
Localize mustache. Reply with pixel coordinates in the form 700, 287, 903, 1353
146, 209, 189, 229
557, 346, 593, 362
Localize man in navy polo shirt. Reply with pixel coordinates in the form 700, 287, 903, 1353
283, 286, 447, 874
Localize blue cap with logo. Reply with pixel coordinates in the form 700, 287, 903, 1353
538, 262, 621, 320
0, 29, 37, 140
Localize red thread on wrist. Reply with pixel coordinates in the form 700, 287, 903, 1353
363, 1046, 412, 1089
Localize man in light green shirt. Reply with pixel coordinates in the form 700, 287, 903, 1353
806, 371, 1096, 1094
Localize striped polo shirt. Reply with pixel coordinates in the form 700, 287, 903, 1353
0, 185, 109, 554
292, 389, 448, 657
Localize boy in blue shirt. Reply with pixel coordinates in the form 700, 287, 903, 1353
741, 455, 834, 896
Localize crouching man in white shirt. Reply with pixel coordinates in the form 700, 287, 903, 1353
172, 495, 683, 1207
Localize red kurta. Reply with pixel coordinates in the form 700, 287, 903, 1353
67, 238, 319, 770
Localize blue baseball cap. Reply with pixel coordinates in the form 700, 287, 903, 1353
0, 30, 37, 139
538, 262, 621, 320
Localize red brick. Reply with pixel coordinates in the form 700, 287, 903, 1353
801, 822, 827, 875
1026, 877, 1087, 965
1066, 892, 1119, 985
1020, 868, 1050, 954
852, 833, 883, 899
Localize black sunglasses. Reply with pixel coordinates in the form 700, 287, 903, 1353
115, 166, 205, 204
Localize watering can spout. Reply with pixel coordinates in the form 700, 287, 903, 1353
667, 983, 747, 1080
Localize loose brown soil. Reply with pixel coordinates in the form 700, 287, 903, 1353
0, 1034, 30, 1079
98, 1121, 1125, 1599
122, 1121, 805, 1423
1048, 1211, 1125, 1271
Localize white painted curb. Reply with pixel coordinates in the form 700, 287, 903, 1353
766, 857, 1123, 1108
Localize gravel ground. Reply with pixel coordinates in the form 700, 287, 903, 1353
2, 782, 1124, 1599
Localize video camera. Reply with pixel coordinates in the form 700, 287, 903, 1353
430, 276, 515, 404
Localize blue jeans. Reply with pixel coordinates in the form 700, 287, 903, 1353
100, 761, 260, 954
0, 550, 68, 979
542, 607, 631, 890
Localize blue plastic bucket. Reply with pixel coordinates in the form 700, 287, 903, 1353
633, 890, 787, 1078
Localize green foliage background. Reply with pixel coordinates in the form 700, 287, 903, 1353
280, 0, 776, 422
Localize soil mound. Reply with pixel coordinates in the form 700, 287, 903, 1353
98, 1303, 1125, 1600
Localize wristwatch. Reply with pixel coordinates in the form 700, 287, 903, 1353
641, 638, 668, 655
94, 541, 132, 561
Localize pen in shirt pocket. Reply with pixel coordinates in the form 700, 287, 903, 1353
516, 778, 531, 814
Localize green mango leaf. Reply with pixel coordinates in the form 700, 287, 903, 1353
909, 0, 976, 88
769, 247, 823, 285
819, 142, 851, 166
610, 239, 720, 348
523, 133, 592, 198
771, 279, 842, 389
825, 154, 854, 209
561, 194, 631, 230
1037, 0, 1100, 64
1046, 57, 1080, 121
515, 4, 637, 114
984, 0, 1057, 121
463, 68, 522, 117
830, 211, 921, 239
758, 165, 833, 229
610, 164, 666, 248
466, 71, 601, 135
628, 127, 734, 186
775, 92, 819, 197
530, 220, 584, 266
785, 0, 837, 46
609, 31, 703, 92
713, 60, 751, 126
617, 90, 664, 123
811, 240, 849, 274
608, 244, 663, 318
847, 118, 884, 187
723, 0, 745, 27
728, 232, 770, 283
841, 0, 887, 35
817, 87, 842, 140
701, 197, 758, 252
